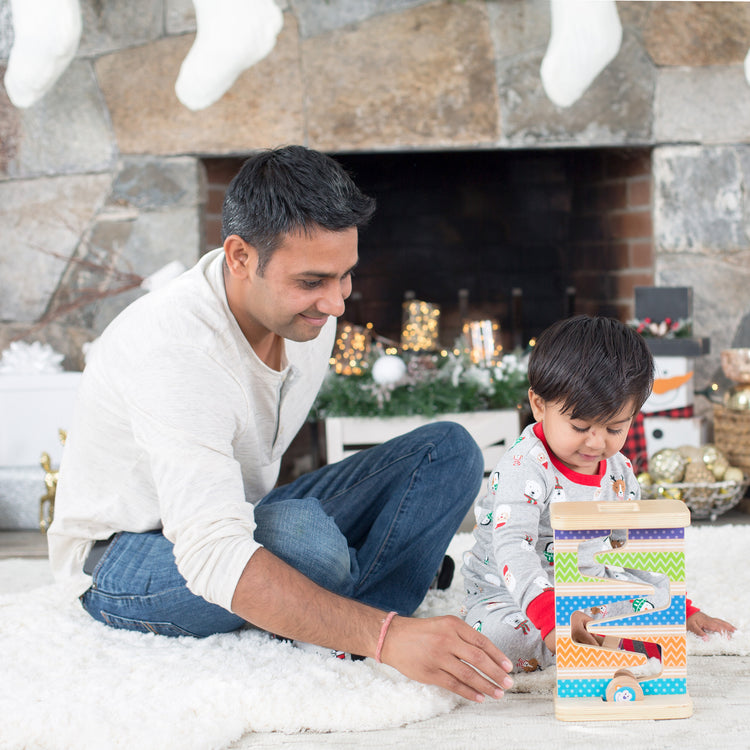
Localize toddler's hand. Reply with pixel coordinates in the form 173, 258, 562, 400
687, 611, 735, 641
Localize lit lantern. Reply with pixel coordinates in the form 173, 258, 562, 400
463, 319, 502, 367
401, 299, 440, 352
331, 322, 372, 375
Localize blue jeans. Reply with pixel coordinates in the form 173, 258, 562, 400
81, 422, 483, 638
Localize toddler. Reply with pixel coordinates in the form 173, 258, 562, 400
461, 315, 735, 673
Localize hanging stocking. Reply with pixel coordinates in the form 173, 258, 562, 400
540, 0, 622, 108
175, 0, 283, 111
3, 0, 82, 108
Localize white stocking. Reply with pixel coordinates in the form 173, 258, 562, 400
540, 0, 622, 108
3, 0, 82, 108
175, 0, 283, 111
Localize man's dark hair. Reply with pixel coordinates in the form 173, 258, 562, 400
221, 145, 376, 274
527, 315, 654, 421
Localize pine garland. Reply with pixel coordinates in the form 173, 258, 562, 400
310, 350, 529, 420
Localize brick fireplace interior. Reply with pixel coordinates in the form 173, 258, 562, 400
204, 147, 655, 476
204, 147, 654, 353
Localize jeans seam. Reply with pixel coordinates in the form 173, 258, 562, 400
321, 441, 436, 507
354, 447, 427, 593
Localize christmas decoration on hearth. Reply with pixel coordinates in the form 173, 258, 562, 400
311, 316, 529, 420
463, 319, 502, 368
400, 294, 441, 352
331, 323, 372, 376
638, 443, 748, 521
623, 286, 710, 475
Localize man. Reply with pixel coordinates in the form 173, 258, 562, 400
49, 145, 513, 702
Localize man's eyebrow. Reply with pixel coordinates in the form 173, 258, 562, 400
299, 262, 359, 278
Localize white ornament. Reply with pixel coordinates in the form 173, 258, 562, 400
0, 341, 65, 374
371, 355, 407, 385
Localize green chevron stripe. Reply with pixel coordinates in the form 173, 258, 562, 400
554, 552, 588, 583
554, 551, 685, 583
596, 551, 685, 582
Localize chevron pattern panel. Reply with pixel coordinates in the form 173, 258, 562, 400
551, 501, 690, 716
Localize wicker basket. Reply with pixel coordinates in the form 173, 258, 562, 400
713, 404, 750, 474
642, 476, 749, 521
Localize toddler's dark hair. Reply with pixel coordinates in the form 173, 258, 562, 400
527, 315, 654, 421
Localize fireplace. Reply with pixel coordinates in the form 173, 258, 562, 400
204, 147, 654, 349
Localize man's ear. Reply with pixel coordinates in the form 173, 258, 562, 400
223, 235, 258, 278
528, 388, 546, 422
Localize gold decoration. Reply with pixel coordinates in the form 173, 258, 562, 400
724, 466, 745, 483
720, 348, 750, 411
401, 299, 440, 352
683, 462, 715, 500
39, 429, 67, 534
331, 322, 372, 376
655, 485, 683, 500
462, 319, 502, 367
649, 448, 687, 484
701, 444, 729, 480
677, 445, 703, 463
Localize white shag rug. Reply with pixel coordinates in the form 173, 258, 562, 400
0, 526, 746, 750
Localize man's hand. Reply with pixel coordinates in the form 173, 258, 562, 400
379, 614, 514, 703
232, 549, 513, 703
687, 611, 735, 640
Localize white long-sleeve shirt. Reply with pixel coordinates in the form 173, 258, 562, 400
48, 248, 335, 611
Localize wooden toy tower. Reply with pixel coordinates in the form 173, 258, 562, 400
551, 498, 693, 721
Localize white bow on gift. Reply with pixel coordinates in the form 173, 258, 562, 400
0, 341, 65, 375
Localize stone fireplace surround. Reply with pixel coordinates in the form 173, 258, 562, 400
2, 0, 750, 392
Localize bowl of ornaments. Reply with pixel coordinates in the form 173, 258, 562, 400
638, 444, 748, 522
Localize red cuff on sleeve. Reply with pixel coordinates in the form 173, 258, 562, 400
686, 597, 700, 619
527, 589, 556, 639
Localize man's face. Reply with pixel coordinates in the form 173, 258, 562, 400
235, 226, 358, 344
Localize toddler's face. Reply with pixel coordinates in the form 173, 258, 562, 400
529, 393, 636, 475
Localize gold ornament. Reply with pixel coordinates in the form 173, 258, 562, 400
656, 485, 683, 501
701, 444, 729, 480
677, 445, 703, 464
723, 466, 745, 484
683, 462, 716, 503
649, 448, 687, 484
636, 472, 652, 489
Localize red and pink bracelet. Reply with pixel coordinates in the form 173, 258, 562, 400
375, 611, 398, 663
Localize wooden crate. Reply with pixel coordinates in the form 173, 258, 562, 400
324, 409, 521, 497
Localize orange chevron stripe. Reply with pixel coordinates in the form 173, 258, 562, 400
555, 635, 686, 670
556, 638, 644, 669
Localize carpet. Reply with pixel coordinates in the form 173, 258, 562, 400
0, 525, 746, 750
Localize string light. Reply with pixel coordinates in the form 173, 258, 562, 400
462, 319, 502, 367
332, 322, 371, 375
401, 299, 440, 352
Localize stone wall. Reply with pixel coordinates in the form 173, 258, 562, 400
1, 0, 750, 385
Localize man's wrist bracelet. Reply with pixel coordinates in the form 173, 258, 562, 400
375, 611, 397, 663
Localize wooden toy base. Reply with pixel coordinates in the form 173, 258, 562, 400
555, 693, 693, 722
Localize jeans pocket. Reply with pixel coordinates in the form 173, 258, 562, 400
100, 610, 198, 638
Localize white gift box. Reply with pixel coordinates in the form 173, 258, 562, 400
0, 372, 82, 466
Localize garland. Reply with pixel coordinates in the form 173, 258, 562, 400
628, 317, 692, 339
310, 349, 529, 420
